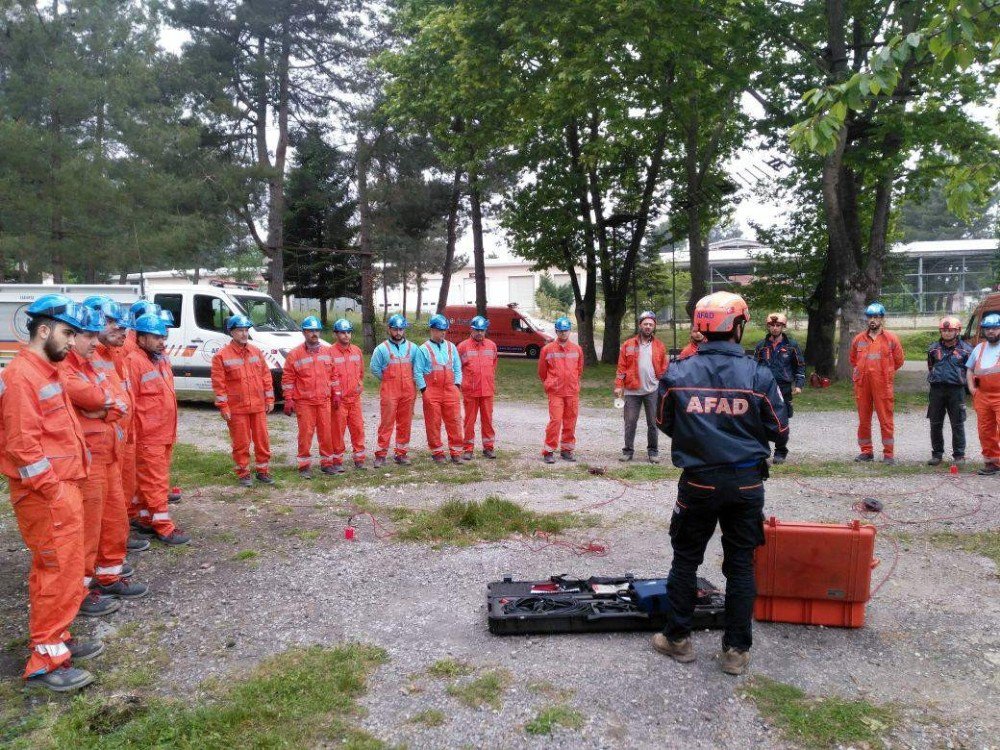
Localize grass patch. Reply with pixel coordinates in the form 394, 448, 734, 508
525, 704, 585, 735
170, 443, 234, 488
792, 371, 930, 413
231, 549, 258, 562
928, 530, 1000, 569
289, 528, 323, 542
526, 680, 575, 702
446, 669, 511, 710
743, 675, 897, 749
427, 658, 474, 679
4, 644, 387, 749
408, 709, 446, 727
392, 495, 593, 546
97, 622, 171, 693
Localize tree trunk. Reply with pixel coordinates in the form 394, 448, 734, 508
356, 135, 377, 350
401, 258, 408, 318
414, 270, 424, 320
564, 121, 599, 365
601, 296, 628, 365
684, 149, 708, 316
469, 170, 487, 316
805, 247, 838, 376
436, 168, 463, 314
319, 297, 328, 328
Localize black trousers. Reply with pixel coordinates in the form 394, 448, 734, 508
664, 464, 766, 651
928, 384, 967, 459
773, 384, 793, 457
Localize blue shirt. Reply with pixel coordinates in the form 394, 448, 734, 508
370, 339, 414, 381
413, 339, 462, 390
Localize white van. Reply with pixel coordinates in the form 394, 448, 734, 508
0, 283, 304, 398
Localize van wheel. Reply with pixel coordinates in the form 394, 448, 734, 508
526, 345, 540, 359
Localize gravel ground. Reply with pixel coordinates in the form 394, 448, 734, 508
1, 401, 997, 749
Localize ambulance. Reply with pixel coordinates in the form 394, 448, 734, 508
0, 283, 303, 397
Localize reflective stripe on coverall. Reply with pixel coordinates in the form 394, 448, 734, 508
330, 343, 366, 465
105, 343, 138, 521
538, 340, 584, 454
282, 344, 338, 469
212, 341, 274, 477
371, 340, 417, 458
850, 330, 904, 457
458, 337, 498, 451
970, 344, 1000, 464
416, 340, 464, 458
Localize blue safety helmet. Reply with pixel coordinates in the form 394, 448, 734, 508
301, 315, 322, 331
82, 296, 127, 328
554, 316, 572, 332
25, 294, 86, 331
387, 314, 409, 330
428, 314, 450, 330
80, 308, 107, 333
333, 318, 353, 333
981, 313, 1000, 329
82, 295, 112, 310
470, 315, 489, 331
226, 314, 253, 331
865, 302, 886, 318
130, 300, 160, 319
158, 309, 175, 326
133, 313, 168, 337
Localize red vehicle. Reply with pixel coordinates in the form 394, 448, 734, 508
965, 291, 1000, 346
444, 304, 553, 358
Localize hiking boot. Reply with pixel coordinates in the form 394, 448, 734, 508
239, 475, 253, 487
927, 456, 943, 466
320, 465, 338, 476
78, 591, 121, 617
26, 665, 95, 693
954, 456, 966, 465
560, 450, 576, 462
167, 488, 182, 503
482, 449, 496, 459
977, 462, 999, 476
299, 468, 313, 480
67, 639, 105, 661
854, 453, 874, 463
772, 454, 787, 465
432, 455, 446, 464
256, 472, 275, 485
543, 453, 556, 464
652, 633, 695, 663
130, 520, 155, 537
619, 452, 633, 463
373, 456, 386, 468
882, 457, 896, 466
450, 455, 462, 464
333, 464, 345, 474
648, 453, 661, 464
462, 451, 474, 461
718, 647, 751, 675
394, 455, 412, 466
155, 529, 191, 546
354, 461, 367, 470
93, 579, 149, 600
127, 536, 151, 552
120, 563, 134, 578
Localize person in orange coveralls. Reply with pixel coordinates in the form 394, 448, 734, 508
538, 316, 584, 464
457, 315, 498, 460
967, 313, 1000, 475
126, 313, 189, 544
850, 302, 905, 464
62, 307, 149, 611
414, 314, 465, 464
211, 314, 275, 487
1, 294, 104, 692
282, 316, 339, 479
370, 314, 417, 468
329, 318, 367, 472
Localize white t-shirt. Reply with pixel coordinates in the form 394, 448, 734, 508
968, 341, 1000, 372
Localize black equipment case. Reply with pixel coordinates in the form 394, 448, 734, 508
487, 574, 725, 636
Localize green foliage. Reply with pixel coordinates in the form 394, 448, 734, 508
929, 530, 1000, 570
524, 704, 585, 736
743, 675, 897, 749
535, 275, 574, 317
445, 669, 511, 710
427, 659, 475, 679
408, 709, 447, 727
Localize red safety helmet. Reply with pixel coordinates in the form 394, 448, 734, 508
938, 316, 962, 331
692, 292, 750, 333
766, 312, 788, 326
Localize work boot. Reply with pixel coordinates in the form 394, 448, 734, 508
483, 449, 496, 459
78, 591, 121, 618
354, 461, 367, 470
954, 455, 966, 465
927, 455, 943, 466
239, 475, 253, 487
373, 456, 386, 468
648, 453, 661, 464
167, 488, 182, 503
619, 451, 633, 463
334, 464, 346, 474
854, 453, 874, 463
431, 454, 446, 464
67, 639, 105, 661
320, 465, 338, 476
718, 647, 751, 676
462, 451, 474, 461
94, 579, 149, 600
883, 457, 896, 466
25, 665, 95, 693
256, 472, 275, 485
155, 529, 191, 546
560, 450, 576, 462
120, 562, 134, 578
450, 455, 462, 465
977, 462, 999, 476
130, 519, 155, 537
651, 633, 696, 663
772, 454, 786, 465
299, 468, 313, 480
394, 455, 412, 466
543, 453, 556, 464
127, 536, 151, 552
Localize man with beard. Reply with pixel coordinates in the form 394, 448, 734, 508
849, 303, 904, 464
967, 313, 1000, 475
614, 311, 668, 463
926, 316, 972, 467
370, 315, 417, 468
752, 313, 805, 464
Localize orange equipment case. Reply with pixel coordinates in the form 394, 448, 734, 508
754, 517, 877, 628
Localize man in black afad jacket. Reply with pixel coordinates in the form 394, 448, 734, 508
926, 316, 972, 465
752, 312, 805, 463
655, 292, 787, 675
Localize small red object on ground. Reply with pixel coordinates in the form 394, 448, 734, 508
344, 526, 355, 540
949, 464, 959, 475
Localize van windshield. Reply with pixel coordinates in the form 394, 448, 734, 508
233, 295, 298, 332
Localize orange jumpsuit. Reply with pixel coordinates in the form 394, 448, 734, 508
850, 329, 905, 458
1, 349, 89, 678
418, 340, 464, 459
373, 340, 417, 459
61, 350, 129, 588
457, 337, 498, 452
126, 348, 179, 536
678, 342, 699, 360
282, 344, 338, 470
538, 339, 584, 455
330, 342, 366, 466
211, 341, 274, 478
969, 343, 1000, 465
108, 342, 138, 520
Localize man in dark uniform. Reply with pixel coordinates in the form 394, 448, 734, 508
926, 316, 972, 466
752, 312, 805, 463
655, 292, 787, 675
